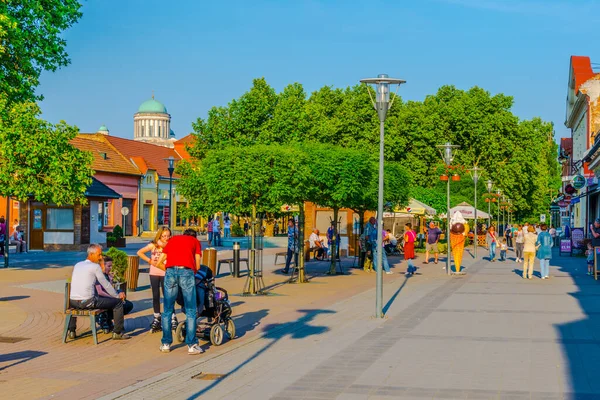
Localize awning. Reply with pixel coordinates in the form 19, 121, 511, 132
394, 198, 436, 216
85, 177, 122, 199
448, 202, 490, 219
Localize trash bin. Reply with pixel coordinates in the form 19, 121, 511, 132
125, 255, 140, 292
203, 247, 217, 276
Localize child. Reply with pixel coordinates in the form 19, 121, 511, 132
364, 247, 373, 272
586, 241, 594, 276
499, 238, 508, 261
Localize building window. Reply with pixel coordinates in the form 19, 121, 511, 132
104, 201, 110, 226
146, 175, 152, 185
46, 208, 74, 230
97, 202, 104, 231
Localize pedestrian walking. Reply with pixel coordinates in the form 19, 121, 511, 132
522, 225, 537, 279
223, 216, 231, 239
504, 224, 513, 249
424, 221, 442, 265
365, 217, 392, 274
404, 223, 417, 276
499, 238, 507, 261
514, 225, 525, 262
281, 219, 298, 274
536, 223, 553, 279
207, 218, 213, 246
486, 226, 498, 262
156, 229, 204, 355
137, 226, 173, 332
212, 216, 222, 246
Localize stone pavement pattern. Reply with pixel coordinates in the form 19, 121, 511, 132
101, 250, 600, 400
1, 242, 414, 399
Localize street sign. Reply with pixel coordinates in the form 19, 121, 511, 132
121, 207, 129, 216
540, 214, 546, 223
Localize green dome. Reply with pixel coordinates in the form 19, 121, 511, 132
98, 124, 109, 132
138, 98, 167, 114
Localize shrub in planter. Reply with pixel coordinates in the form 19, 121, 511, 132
107, 225, 126, 247
105, 247, 128, 284
231, 223, 245, 237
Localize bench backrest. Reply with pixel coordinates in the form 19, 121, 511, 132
64, 282, 71, 313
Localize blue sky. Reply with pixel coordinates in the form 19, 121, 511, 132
38, 0, 599, 141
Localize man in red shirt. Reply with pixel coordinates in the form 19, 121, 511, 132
157, 228, 203, 354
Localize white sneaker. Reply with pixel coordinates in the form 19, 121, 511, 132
385, 271, 393, 275
188, 344, 204, 355
159, 343, 170, 353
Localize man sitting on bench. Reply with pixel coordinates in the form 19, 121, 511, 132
68, 244, 130, 340
309, 229, 326, 260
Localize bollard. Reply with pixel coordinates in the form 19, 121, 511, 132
233, 241, 241, 278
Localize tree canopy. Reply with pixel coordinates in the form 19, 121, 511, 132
187, 78, 560, 219
0, 0, 83, 104
0, 99, 93, 204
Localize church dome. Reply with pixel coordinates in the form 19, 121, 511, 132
138, 98, 167, 114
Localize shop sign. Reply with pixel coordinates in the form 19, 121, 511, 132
572, 174, 586, 189
572, 228, 585, 249
560, 239, 571, 253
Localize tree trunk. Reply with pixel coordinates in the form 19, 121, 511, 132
329, 207, 339, 274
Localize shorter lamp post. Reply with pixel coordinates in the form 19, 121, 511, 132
438, 142, 459, 276
164, 156, 175, 231
486, 180, 493, 228
469, 166, 483, 258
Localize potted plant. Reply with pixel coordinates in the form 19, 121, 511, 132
106, 225, 126, 248
105, 247, 128, 285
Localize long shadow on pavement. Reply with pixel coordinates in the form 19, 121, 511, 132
186, 308, 335, 400
383, 275, 411, 315
0, 350, 46, 372
555, 248, 600, 397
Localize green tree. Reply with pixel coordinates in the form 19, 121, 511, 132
0, 0, 83, 104
0, 99, 93, 204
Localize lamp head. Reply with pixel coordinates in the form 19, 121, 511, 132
360, 74, 406, 122
486, 180, 493, 192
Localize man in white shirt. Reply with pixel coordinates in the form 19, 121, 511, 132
68, 244, 130, 340
212, 216, 222, 246
309, 229, 325, 260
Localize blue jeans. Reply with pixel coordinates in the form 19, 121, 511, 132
539, 258, 550, 277
489, 242, 496, 260
162, 267, 197, 346
224, 227, 230, 238
208, 232, 213, 245
213, 232, 221, 246
371, 244, 391, 273
500, 250, 506, 261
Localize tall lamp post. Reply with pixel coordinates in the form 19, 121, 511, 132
360, 74, 406, 319
164, 156, 175, 231
469, 166, 483, 258
486, 180, 493, 228
438, 142, 460, 276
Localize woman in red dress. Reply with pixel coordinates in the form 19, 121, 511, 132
404, 223, 417, 275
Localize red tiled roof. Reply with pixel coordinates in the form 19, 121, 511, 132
174, 134, 195, 160
72, 134, 142, 176
131, 156, 149, 175
104, 136, 181, 179
571, 56, 596, 92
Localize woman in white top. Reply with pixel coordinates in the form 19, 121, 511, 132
514, 225, 525, 262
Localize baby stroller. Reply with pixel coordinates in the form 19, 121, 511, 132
174, 275, 235, 346
384, 235, 403, 256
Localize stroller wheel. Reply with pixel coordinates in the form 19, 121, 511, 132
175, 321, 186, 344
225, 319, 236, 340
210, 324, 224, 346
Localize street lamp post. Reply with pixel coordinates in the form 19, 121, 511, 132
496, 189, 502, 233
438, 142, 460, 276
360, 74, 406, 319
486, 180, 493, 229
164, 156, 175, 231
469, 166, 483, 259
502, 195, 506, 231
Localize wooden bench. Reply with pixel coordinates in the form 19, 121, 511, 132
62, 282, 107, 345
217, 257, 249, 276
274, 251, 287, 265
